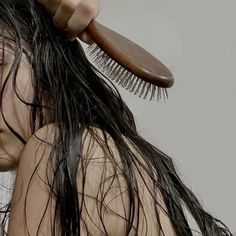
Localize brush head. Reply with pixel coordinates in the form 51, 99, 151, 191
86, 20, 174, 89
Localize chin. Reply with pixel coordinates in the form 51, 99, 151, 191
0, 153, 20, 172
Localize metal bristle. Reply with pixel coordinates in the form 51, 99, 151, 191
121, 72, 132, 87
119, 71, 130, 87
86, 43, 168, 102
126, 76, 136, 90
94, 51, 105, 64
144, 83, 151, 100
102, 58, 114, 74
86, 43, 96, 53
106, 61, 117, 77
115, 69, 127, 83
134, 79, 143, 95
87, 44, 99, 57
139, 81, 147, 98
130, 77, 140, 93
111, 64, 122, 80
97, 54, 110, 69
158, 87, 161, 101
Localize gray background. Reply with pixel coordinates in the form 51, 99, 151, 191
82, 0, 236, 233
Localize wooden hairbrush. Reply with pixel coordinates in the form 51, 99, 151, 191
84, 19, 174, 102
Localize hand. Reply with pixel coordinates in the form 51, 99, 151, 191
37, 0, 101, 44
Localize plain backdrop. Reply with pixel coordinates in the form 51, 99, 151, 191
81, 0, 236, 233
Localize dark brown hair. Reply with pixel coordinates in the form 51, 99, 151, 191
0, 0, 233, 235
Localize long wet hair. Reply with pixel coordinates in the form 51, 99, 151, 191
0, 0, 233, 235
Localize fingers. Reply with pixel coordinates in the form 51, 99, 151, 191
66, 1, 98, 39
53, 0, 77, 30
37, 0, 101, 44
77, 31, 94, 45
38, 0, 62, 16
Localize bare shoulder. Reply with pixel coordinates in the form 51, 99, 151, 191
8, 124, 176, 236
8, 124, 129, 235
7, 124, 58, 235
29, 122, 59, 145
73, 127, 176, 236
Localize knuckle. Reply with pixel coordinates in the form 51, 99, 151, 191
53, 18, 65, 29
48, 0, 60, 5
60, 0, 77, 13
65, 21, 76, 33
79, 1, 96, 15
67, 24, 80, 35
38, 0, 60, 14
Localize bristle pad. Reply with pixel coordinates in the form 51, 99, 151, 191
86, 43, 168, 102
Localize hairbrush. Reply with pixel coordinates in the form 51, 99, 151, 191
83, 19, 174, 102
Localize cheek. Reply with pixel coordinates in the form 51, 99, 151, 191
0, 60, 34, 140
0, 61, 34, 170
0, 46, 35, 170
0, 128, 24, 171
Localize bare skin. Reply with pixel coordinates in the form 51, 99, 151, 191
2, 2, 177, 235
7, 125, 176, 235
0, 0, 101, 171
38, 0, 101, 43
0, 40, 34, 171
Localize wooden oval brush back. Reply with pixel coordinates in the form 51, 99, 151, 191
86, 19, 174, 88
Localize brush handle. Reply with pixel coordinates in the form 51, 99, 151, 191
85, 19, 174, 88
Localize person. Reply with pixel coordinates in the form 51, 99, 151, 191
0, 0, 233, 235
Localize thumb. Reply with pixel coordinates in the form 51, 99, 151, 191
78, 31, 94, 45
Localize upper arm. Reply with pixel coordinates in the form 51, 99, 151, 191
7, 124, 59, 235
7, 125, 130, 236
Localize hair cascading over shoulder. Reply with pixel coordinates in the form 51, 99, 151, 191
0, 0, 233, 235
